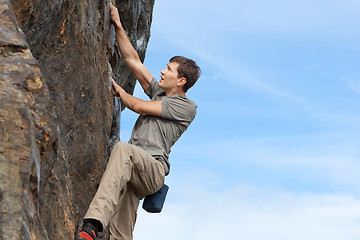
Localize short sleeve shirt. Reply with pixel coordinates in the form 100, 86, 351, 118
128, 78, 197, 174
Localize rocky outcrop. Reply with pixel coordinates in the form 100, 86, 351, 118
0, 0, 154, 239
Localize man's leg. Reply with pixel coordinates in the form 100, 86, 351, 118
79, 141, 165, 239
108, 184, 139, 240
83, 142, 134, 229
108, 143, 165, 240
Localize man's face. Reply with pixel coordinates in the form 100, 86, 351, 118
158, 62, 180, 91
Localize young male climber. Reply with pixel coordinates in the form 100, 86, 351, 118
76, 3, 201, 240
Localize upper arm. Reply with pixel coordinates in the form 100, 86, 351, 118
125, 58, 153, 92
133, 99, 162, 117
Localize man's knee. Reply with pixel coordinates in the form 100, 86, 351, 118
114, 141, 130, 151
113, 142, 138, 160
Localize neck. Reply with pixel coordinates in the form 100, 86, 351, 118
165, 89, 186, 97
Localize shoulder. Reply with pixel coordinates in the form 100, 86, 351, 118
162, 95, 197, 122
167, 95, 196, 109
146, 78, 165, 99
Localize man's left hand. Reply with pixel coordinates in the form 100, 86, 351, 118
112, 79, 121, 97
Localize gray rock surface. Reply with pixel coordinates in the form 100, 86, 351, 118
0, 0, 154, 239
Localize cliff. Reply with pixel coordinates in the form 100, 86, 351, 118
0, 0, 154, 239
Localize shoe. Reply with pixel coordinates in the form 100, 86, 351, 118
76, 221, 98, 240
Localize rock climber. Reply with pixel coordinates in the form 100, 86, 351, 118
76, 3, 201, 240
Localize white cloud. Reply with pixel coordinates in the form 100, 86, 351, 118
134, 183, 360, 240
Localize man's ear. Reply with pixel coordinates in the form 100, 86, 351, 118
177, 77, 187, 87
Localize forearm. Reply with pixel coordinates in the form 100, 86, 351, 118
112, 79, 161, 116
110, 3, 140, 64
117, 86, 140, 112
114, 25, 140, 63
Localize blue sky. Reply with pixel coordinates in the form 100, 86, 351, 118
119, 0, 360, 239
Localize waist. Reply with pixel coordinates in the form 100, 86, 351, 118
152, 155, 170, 176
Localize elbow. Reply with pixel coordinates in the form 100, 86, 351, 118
132, 105, 140, 114
121, 92, 144, 114
123, 53, 141, 64
130, 102, 143, 114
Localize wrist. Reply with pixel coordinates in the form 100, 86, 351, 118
118, 86, 126, 96
113, 21, 123, 32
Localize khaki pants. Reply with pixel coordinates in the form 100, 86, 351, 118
84, 142, 165, 240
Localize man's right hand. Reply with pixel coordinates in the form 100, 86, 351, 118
109, 3, 122, 30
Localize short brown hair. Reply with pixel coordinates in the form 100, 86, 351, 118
169, 56, 201, 92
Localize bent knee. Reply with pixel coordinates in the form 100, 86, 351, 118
114, 141, 132, 153
114, 141, 128, 148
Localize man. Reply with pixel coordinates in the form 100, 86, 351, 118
76, 3, 201, 240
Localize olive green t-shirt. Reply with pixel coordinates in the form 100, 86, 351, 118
128, 78, 197, 175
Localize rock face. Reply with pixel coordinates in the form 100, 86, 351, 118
0, 0, 154, 239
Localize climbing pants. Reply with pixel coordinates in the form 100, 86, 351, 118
84, 141, 165, 240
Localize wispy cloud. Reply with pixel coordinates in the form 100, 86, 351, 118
153, 0, 360, 39
340, 77, 360, 95
302, 64, 321, 71
171, 131, 360, 191
151, 1, 344, 117
164, 36, 310, 110
130, 1, 360, 239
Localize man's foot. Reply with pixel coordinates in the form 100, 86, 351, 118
76, 221, 98, 240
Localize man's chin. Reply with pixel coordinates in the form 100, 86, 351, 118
157, 82, 164, 89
